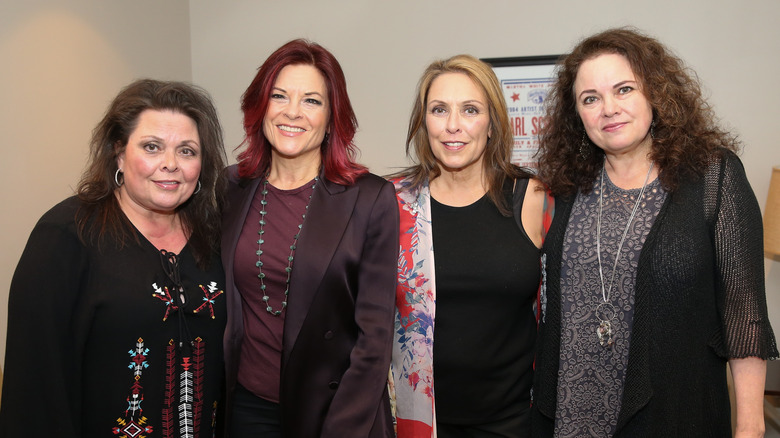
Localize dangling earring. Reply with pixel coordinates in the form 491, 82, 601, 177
580, 132, 592, 160
193, 181, 202, 195
114, 169, 124, 186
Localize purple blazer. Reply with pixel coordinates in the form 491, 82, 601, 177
221, 164, 398, 437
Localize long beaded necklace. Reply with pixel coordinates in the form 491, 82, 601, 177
256, 176, 318, 316
595, 161, 653, 347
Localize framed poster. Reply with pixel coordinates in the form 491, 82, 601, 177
482, 55, 562, 169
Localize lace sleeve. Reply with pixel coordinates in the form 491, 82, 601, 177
706, 151, 778, 359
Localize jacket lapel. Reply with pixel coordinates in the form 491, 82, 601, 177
282, 177, 358, 363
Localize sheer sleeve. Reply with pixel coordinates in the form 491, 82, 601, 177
706, 152, 778, 359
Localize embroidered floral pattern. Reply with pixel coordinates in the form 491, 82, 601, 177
113, 338, 154, 437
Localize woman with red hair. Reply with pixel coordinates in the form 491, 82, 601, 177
221, 39, 398, 437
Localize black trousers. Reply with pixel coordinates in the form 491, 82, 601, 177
230, 384, 282, 438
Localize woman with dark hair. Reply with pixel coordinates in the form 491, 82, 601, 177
531, 27, 777, 437
0, 79, 228, 437
221, 39, 398, 437
390, 54, 552, 437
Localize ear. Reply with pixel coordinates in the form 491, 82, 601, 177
114, 141, 126, 171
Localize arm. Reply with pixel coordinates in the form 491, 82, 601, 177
730, 357, 767, 438
711, 154, 777, 436
0, 204, 87, 437
521, 177, 554, 248
320, 181, 399, 437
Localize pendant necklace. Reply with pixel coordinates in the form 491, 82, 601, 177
256, 176, 318, 316
595, 161, 653, 347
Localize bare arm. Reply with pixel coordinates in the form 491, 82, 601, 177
730, 356, 767, 438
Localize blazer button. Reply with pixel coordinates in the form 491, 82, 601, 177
328, 381, 339, 390
324, 330, 334, 340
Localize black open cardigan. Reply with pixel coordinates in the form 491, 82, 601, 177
531, 151, 777, 437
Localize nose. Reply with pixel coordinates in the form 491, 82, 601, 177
602, 95, 620, 117
284, 101, 301, 119
161, 149, 178, 172
445, 111, 461, 133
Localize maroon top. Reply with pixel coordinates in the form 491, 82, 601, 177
233, 179, 315, 402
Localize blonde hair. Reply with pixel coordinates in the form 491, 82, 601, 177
396, 54, 529, 215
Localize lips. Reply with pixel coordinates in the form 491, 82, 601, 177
154, 180, 181, 190
602, 122, 627, 132
278, 125, 305, 133
442, 141, 467, 150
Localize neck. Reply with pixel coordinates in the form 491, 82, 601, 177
267, 154, 321, 189
115, 191, 186, 251
429, 164, 487, 207
603, 144, 657, 190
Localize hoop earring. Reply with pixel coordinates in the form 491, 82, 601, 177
580, 132, 592, 160
193, 181, 202, 195
114, 169, 124, 187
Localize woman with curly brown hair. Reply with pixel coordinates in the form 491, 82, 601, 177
531, 28, 777, 438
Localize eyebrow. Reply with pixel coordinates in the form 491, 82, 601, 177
577, 80, 638, 99
427, 99, 486, 106
272, 86, 324, 97
138, 135, 200, 146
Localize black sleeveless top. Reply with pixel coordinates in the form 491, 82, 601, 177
431, 180, 540, 424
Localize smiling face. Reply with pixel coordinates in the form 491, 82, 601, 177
116, 109, 202, 217
425, 72, 491, 177
574, 53, 654, 159
262, 64, 330, 165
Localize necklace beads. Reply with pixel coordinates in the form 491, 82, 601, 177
256, 177, 318, 316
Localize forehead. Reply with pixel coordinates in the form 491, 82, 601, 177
574, 53, 637, 90
274, 64, 328, 93
427, 72, 486, 102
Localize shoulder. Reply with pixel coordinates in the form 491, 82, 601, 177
346, 172, 395, 197
25, 196, 86, 251
37, 196, 82, 229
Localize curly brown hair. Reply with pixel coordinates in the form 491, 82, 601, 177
537, 27, 739, 197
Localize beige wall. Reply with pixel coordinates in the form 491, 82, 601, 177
190, 0, 780, 330
0, 1, 192, 367
2, 1, 779, 368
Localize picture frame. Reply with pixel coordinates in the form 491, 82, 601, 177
481, 55, 562, 169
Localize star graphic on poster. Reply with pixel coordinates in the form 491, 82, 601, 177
511, 92, 520, 102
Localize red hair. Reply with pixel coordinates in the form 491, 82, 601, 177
238, 39, 367, 184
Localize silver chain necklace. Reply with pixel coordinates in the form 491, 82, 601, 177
595, 161, 653, 347
256, 177, 318, 316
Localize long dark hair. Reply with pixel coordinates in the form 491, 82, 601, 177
77, 79, 226, 267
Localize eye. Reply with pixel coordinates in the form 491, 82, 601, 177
179, 146, 199, 157
304, 97, 323, 106
143, 142, 160, 152
618, 86, 634, 95
463, 106, 479, 115
582, 96, 597, 105
270, 93, 286, 100
430, 106, 447, 115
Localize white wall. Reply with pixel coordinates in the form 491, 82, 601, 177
189, 0, 780, 330
2, 1, 779, 370
0, 1, 192, 367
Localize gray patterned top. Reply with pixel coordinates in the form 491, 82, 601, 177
553, 171, 666, 438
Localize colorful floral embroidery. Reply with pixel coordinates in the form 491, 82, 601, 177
193, 282, 224, 319
152, 283, 179, 322
113, 338, 154, 437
